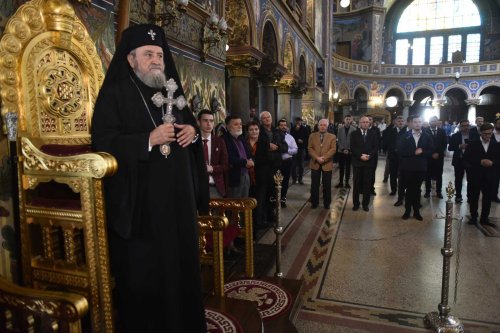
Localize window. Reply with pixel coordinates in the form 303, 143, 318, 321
395, 39, 409, 65
394, 0, 481, 64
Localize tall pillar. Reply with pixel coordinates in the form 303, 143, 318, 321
402, 100, 414, 121
290, 92, 303, 122
276, 79, 294, 123
432, 99, 446, 120
227, 53, 261, 123
465, 99, 480, 124
258, 79, 276, 117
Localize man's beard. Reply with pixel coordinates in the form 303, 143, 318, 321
135, 70, 167, 89
230, 129, 243, 137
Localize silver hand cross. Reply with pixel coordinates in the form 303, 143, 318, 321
151, 78, 187, 157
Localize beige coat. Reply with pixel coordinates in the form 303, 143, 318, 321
308, 132, 337, 171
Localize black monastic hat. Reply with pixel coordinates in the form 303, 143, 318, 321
101, 24, 185, 96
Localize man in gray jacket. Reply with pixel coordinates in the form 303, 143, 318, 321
336, 115, 357, 188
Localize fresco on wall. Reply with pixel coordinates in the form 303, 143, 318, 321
332, 13, 372, 61
484, 37, 500, 61
173, 55, 226, 124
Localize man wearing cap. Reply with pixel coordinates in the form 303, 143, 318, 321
91, 24, 208, 332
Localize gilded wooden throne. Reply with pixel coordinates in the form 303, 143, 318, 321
0, 0, 116, 332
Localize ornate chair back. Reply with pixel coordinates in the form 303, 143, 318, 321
0, 1, 116, 332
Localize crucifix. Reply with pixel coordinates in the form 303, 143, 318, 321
151, 78, 187, 157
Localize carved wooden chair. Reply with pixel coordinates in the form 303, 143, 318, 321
208, 198, 257, 279
0, 276, 88, 333
0, 1, 116, 332
198, 214, 263, 332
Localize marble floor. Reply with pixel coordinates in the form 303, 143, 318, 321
258, 156, 500, 333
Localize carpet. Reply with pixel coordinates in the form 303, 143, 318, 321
205, 308, 243, 333
224, 279, 291, 321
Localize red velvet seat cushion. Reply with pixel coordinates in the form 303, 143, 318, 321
40, 144, 92, 156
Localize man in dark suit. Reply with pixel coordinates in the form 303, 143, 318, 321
351, 116, 379, 211
290, 117, 309, 185
367, 115, 380, 195
424, 116, 448, 198
464, 123, 500, 226
198, 110, 228, 198
308, 119, 337, 209
397, 115, 434, 220
335, 114, 357, 188
384, 116, 406, 198
492, 117, 500, 203
448, 119, 479, 203
223, 115, 254, 198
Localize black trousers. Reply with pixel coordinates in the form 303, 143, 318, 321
353, 166, 373, 206
292, 148, 305, 182
453, 162, 471, 199
310, 168, 332, 207
425, 158, 444, 194
337, 152, 352, 184
388, 155, 399, 194
401, 170, 425, 213
370, 156, 378, 191
469, 178, 495, 222
280, 158, 293, 200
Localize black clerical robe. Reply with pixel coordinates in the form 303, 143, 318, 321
91, 73, 208, 332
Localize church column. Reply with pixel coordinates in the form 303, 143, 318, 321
465, 99, 480, 124
276, 78, 295, 123
226, 54, 261, 124
258, 78, 276, 116
432, 99, 446, 120
290, 91, 303, 122
402, 100, 414, 120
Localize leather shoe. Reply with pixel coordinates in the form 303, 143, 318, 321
345, 183, 351, 188
455, 197, 463, 203
423, 192, 430, 198
362, 205, 369, 212
493, 197, 500, 203
437, 193, 443, 199
414, 213, 423, 221
352, 205, 360, 211
311, 204, 318, 209
481, 221, 497, 228
299, 181, 305, 185
371, 191, 377, 196
383, 178, 388, 183
389, 191, 396, 195
281, 201, 287, 208
394, 200, 403, 207
335, 183, 343, 188
402, 212, 410, 220
468, 217, 478, 225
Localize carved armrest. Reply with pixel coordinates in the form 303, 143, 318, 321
0, 276, 88, 332
20, 137, 117, 179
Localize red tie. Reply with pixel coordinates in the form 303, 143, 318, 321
202, 139, 209, 164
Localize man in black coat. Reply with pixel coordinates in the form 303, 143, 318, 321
367, 115, 380, 195
424, 116, 448, 198
290, 117, 309, 184
463, 123, 500, 226
254, 111, 288, 226
91, 24, 208, 332
397, 115, 434, 220
351, 116, 379, 211
492, 117, 500, 203
384, 116, 406, 198
448, 119, 479, 203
